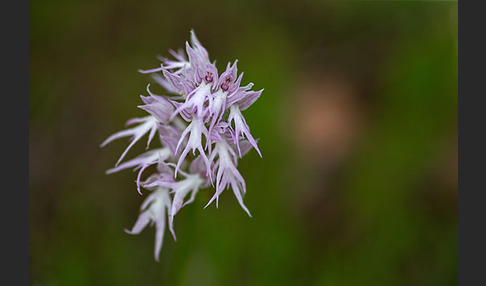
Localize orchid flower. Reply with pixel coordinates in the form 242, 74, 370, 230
100, 116, 159, 166
125, 187, 171, 262
102, 30, 263, 261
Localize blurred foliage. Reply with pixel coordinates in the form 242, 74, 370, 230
30, 0, 457, 285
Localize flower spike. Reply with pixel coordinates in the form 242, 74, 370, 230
102, 30, 263, 260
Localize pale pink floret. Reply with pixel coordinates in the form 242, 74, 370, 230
100, 116, 159, 166
125, 187, 171, 262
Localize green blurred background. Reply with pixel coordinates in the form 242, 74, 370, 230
29, 0, 457, 285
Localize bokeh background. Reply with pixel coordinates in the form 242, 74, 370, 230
29, 1, 457, 285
